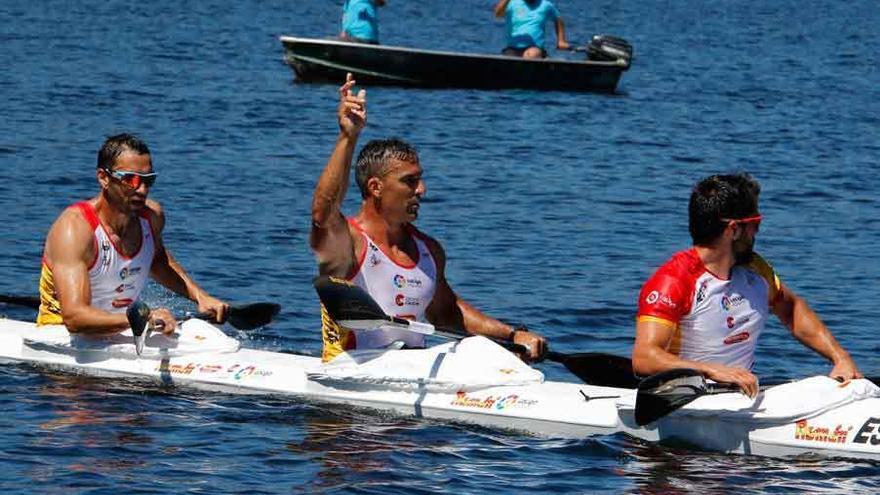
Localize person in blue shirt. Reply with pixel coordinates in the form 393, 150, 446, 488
494, 0, 570, 58
340, 0, 386, 45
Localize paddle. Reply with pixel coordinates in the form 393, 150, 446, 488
0, 294, 41, 309
312, 275, 640, 388
634, 368, 880, 426
126, 300, 151, 355
190, 302, 281, 331
0, 294, 280, 331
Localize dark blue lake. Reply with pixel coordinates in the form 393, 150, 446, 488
1, 0, 879, 492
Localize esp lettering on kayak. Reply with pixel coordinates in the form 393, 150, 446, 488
853, 417, 880, 445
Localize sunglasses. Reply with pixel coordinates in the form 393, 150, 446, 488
107, 169, 158, 189
721, 214, 762, 228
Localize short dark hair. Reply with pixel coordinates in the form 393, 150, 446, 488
354, 138, 419, 199
688, 173, 761, 245
97, 133, 151, 171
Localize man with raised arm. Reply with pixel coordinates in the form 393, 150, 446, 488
37, 134, 228, 335
311, 74, 546, 363
632, 173, 861, 397
340, 0, 386, 44
494, 0, 570, 59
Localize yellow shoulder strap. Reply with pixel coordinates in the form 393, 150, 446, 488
746, 253, 782, 307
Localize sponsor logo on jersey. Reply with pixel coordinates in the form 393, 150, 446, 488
726, 316, 735, 328
392, 274, 424, 289
646, 290, 678, 309
100, 240, 113, 267
119, 266, 142, 280
395, 294, 420, 307
721, 293, 745, 310
114, 283, 136, 293
368, 253, 381, 267
696, 279, 709, 303
723, 331, 750, 345
111, 298, 133, 308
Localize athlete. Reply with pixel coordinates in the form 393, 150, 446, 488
340, 0, 386, 44
37, 134, 229, 335
311, 74, 547, 363
632, 173, 861, 397
494, 0, 570, 58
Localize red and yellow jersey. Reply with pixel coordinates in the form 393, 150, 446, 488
37, 201, 155, 326
636, 248, 782, 370
321, 218, 437, 362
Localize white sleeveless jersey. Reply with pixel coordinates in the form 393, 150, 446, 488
38, 202, 156, 325
348, 220, 437, 349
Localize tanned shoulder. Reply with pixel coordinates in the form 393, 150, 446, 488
144, 199, 166, 233
45, 205, 95, 264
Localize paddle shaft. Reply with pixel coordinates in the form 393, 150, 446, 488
0, 294, 41, 309
0, 294, 278, 331
387, 316, 596, 371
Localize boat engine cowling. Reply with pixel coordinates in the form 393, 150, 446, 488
586, 35, 633, 68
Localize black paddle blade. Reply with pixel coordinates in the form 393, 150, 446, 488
548, 352, 640, 388
313, 275, 389, 330
225, 302, 281, 330
126, 301, 151, 337
0, 294, 42, 309
635, 368, 708, 426
126, 301, 151, 356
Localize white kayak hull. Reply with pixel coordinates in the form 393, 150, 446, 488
2, 317, 879, 461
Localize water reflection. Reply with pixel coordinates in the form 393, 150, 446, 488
618, 437, 880, 494
285, 406, 430, 490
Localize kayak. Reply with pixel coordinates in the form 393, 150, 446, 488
2, 316, 879, 461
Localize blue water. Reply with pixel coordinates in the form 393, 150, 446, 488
1, 0, 879, 492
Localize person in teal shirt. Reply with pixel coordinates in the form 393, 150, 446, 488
340, 0, 386, 44
494, 0, 570, 58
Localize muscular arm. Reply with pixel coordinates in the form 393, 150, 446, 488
423, 238, 510, 339
310, 74, 365, 277
147, 201, 228, 322
773, 282, 861, 379
493, 0, 511, 18
424, 237, 546, 360
45, 208, 129, 334
147, 202, 200, 299
633, 319, 759, 397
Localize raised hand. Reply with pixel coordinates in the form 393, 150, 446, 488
337, 73, 366, 137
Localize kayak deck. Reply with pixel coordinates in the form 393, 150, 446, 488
2, 317, 880, 461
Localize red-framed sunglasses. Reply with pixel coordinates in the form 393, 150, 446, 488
721, 214, 762, 228
107, 169, 158, 189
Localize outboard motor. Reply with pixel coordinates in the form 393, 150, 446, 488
586, 35, 633, 68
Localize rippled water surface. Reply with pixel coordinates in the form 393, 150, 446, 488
1, 0, 879, 492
